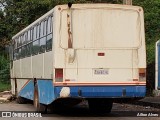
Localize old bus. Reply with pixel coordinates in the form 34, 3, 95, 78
10, 4, 146, 113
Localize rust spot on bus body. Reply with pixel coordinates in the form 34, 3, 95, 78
58, 7, 61, 11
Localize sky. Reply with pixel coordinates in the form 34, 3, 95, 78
0, 2, 5, 11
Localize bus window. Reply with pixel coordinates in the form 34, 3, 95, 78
18, 36, 21, 47
32, 40, 39, 55
40, 21, 44, 36
26, 43, 32, 56
44, 20, 47, 36
21, 35, 24, 45
13, 49, 18, 60
27, 30, 31, 43
46, 16, 52, 51
30, 28, 33, 41
40, 21, 46, 53
24, 32, 27, 44
17, 48, 21, 59
14, 38, 18, 50
32, 25, 40, 55
21, 46, 26, 58
13, 38, 18, 60
47, 17, 52, 33
46, 34, 52, 51
40, 38, 46, 53
36, 24, 40, 40
33, 26, 37, 41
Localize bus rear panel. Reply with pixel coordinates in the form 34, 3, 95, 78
54, 4, 146, 99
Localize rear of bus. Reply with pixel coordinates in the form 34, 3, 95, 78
53, 4, 146, 112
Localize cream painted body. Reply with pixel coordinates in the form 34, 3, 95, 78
11, 51, 53, 93
54, 4, 146, 85
10, 4, 146, 94
12, 52, 52, 79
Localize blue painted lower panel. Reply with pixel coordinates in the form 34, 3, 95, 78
18, 80, 55, 105
37, 80, 55, 105
55, 86, 146, 98
18, 80, 34, 100
19, 80, 146, 105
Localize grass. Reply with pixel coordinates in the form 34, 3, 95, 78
0, 82, 11, 92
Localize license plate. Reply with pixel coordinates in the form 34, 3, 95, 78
94, 69, 109, 75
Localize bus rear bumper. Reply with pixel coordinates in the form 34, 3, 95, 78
55, 85, 146, 98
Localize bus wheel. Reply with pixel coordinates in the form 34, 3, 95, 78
16, 96, 27, 104
34, 84, 47, 113
88, 99, 113, 114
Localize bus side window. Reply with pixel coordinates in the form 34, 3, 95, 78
24, 32, 27, 44
13, 49, 17, 60
27, 30, 30, 43
39, 21, 46, 53
17, 48, 21, 59
32, 40, 39, 55
32, 25, 40, 55
26, 29, 32, 57
20, 35, 23, 46
46, 16, 52, 51
13, 38, 18, 60
21, 46, 26, 58
26, 43, 32, 56
21, 33, 27, 58
18, 36, 21, 47
14, 38, 17, 50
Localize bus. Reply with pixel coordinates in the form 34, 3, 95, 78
9, 3, 146, 113
156, 40, 160, 91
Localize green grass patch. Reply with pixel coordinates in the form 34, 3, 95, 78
0, 82, 11, 92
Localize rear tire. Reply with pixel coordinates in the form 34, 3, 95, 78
88, 99, 113, 114
34, 84, 47, 113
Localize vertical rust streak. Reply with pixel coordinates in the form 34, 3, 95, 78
67, 13, 72, 48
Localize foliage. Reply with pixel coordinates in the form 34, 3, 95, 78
0, 0, 159, 93
0, 51, 10, 83
0, 82, 11, 92
133, 0, 160, 64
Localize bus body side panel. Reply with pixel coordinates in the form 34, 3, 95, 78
18, 80, 34, 100
36, 80, 55, 105
18, 79, 55, 105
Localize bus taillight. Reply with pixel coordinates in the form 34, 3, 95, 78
139, 68, 146, 81
55, 69, 63, 82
